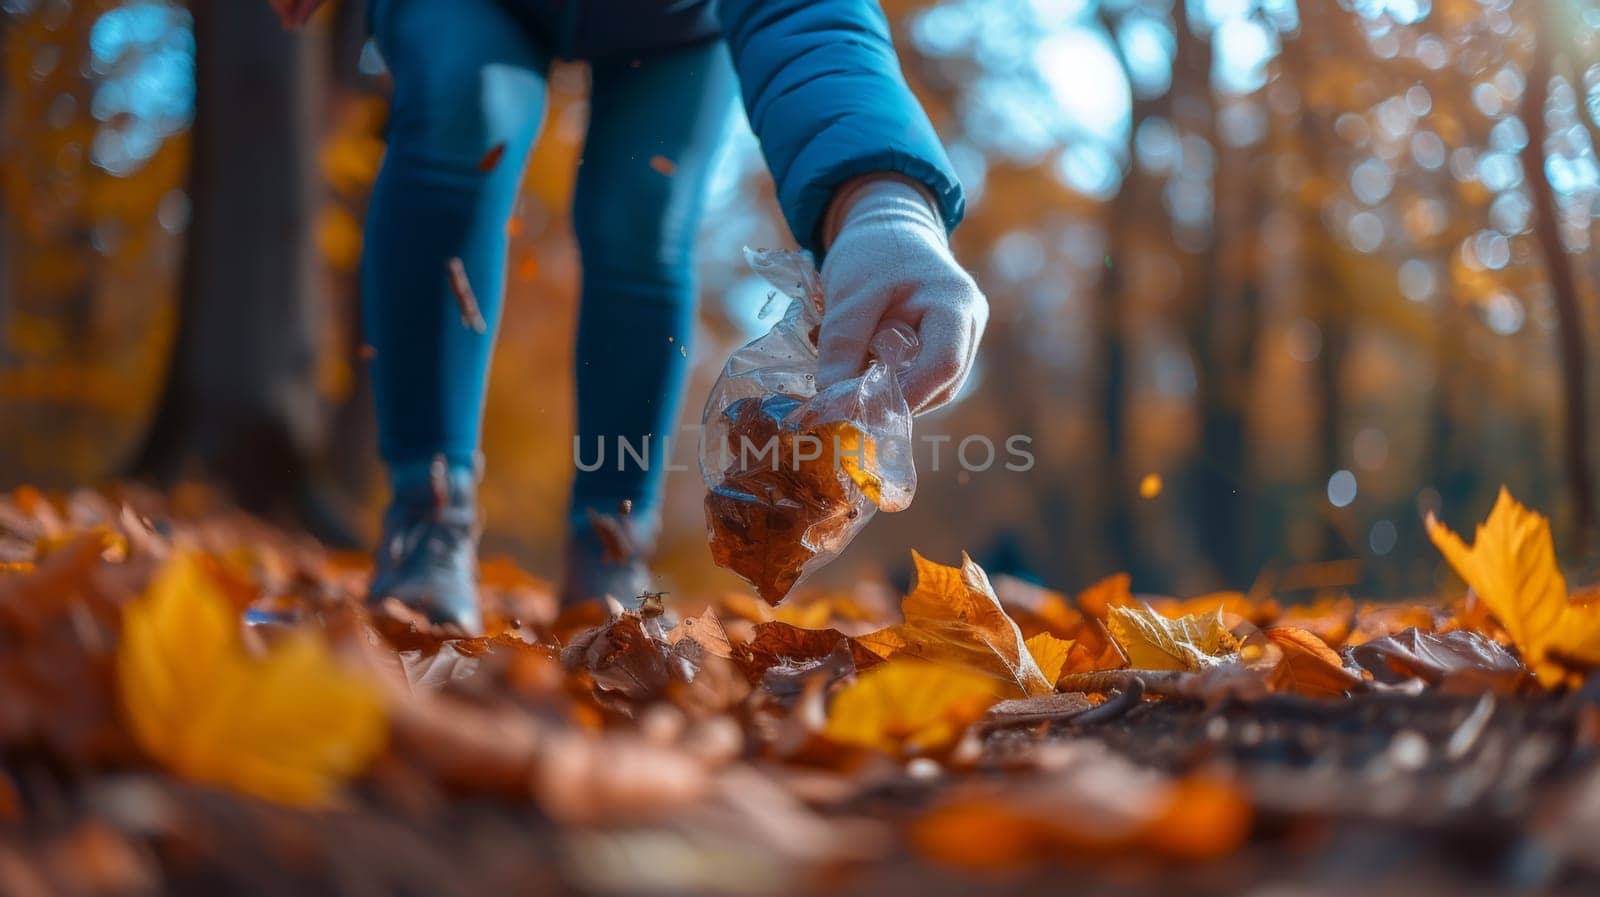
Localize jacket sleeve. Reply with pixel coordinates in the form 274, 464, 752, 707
717, 0, 965, 254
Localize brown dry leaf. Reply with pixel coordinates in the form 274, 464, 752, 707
668, 609, 735, 659
1024, 631, 1073, 684
851, 552, 1054, 697
117, 550, 387, 806
1348, 627, 1530, 693
740, 621, 860, 676
1427, 487, 1600, 685
1264, 626, 1361, 698
823, 660, 1000, 755
1105, 604, 1239, 672
704, 395, 868, 604
560, 612, 674, 703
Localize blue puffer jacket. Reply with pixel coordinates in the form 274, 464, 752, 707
528, 0, 965, 252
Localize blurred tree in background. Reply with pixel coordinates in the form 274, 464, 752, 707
3, 0, 1600, 602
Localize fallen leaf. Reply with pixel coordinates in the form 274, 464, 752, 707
1075, 573, 1133, 618
909, 745, 1250, 868
1061, 617, 1127, 674
851, 552, 1054, 697
1024, 631, 1073, 684
993, 574, 1082, 637
1105, 604, 1239, 672
1348, 627, 1530, 693
117, 551, 387, 805
1150, 591, 1279, 627
739, 621, 869, 683
1276, 594, 1356, 646
560, 612, 674, 703
823, 661, 999, 755
1426, 488, 1600, 684
668, 609, 735, 659
1264, 626, 1361, 698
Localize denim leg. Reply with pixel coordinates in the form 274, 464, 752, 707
569, 40, 739, 531
361, 0, 553, 477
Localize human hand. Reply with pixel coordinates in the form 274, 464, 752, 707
818, 175, 987, 414
268, 0, 326, 28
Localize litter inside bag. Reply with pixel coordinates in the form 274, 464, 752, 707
700, 248, 918, 605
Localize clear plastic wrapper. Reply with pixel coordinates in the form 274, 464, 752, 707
700, 248, 918, 605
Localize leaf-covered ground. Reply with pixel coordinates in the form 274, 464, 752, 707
4, 484, 1600, 897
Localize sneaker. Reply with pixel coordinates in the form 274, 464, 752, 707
559, 504, 655, 609
367, 460, 483, 635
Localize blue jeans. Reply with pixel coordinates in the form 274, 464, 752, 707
361, 0, 737, 526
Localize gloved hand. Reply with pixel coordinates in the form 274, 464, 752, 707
818, 175, 987, 414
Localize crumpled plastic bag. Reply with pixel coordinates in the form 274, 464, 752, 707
700, 248, 918, 605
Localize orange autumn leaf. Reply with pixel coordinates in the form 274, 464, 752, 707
1135, 775, 1256, 860
1151, 591, 1279, 626
118, 551, 387, 806
1105, 604, 1239, 672
851, 552, 1055, 697
823, 660, 999, 755
1061, 617, 1127, 674
993, 574, 1083, 638
1264, 626, 1361, 698
1277, 593, 1356, 646
1075, 572, 1133, 618
1426, 487, 1600, 685
910, 772, 1250, 869
1024, 631, 1073, 684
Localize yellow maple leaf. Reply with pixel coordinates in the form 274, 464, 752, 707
118, 551, 387, 805
1426, 487, 1600, 685
824, 660, 1000, 755
852, 552, 1055, 697
1024, 631, 1073, 685
1106, 604, 1240, 672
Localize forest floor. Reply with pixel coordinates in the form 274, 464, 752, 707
4, 484, 1600, 897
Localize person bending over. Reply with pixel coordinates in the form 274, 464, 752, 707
272, 0, 988, 633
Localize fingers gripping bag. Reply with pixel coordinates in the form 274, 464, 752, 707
700, 248, 918, 605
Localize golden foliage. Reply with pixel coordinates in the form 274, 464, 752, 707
117, 551, 387, 805
1024, 631, 1073, 684
1105, 604, 1240, 672
852, 552, 1055, 697
824, 660, 999, 755
1426, 488, 1600, 686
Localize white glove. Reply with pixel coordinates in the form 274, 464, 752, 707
818, 175, 988, 414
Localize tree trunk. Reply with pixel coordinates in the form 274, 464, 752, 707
1520, 10, 1597, 545
131, 0, 333, 526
